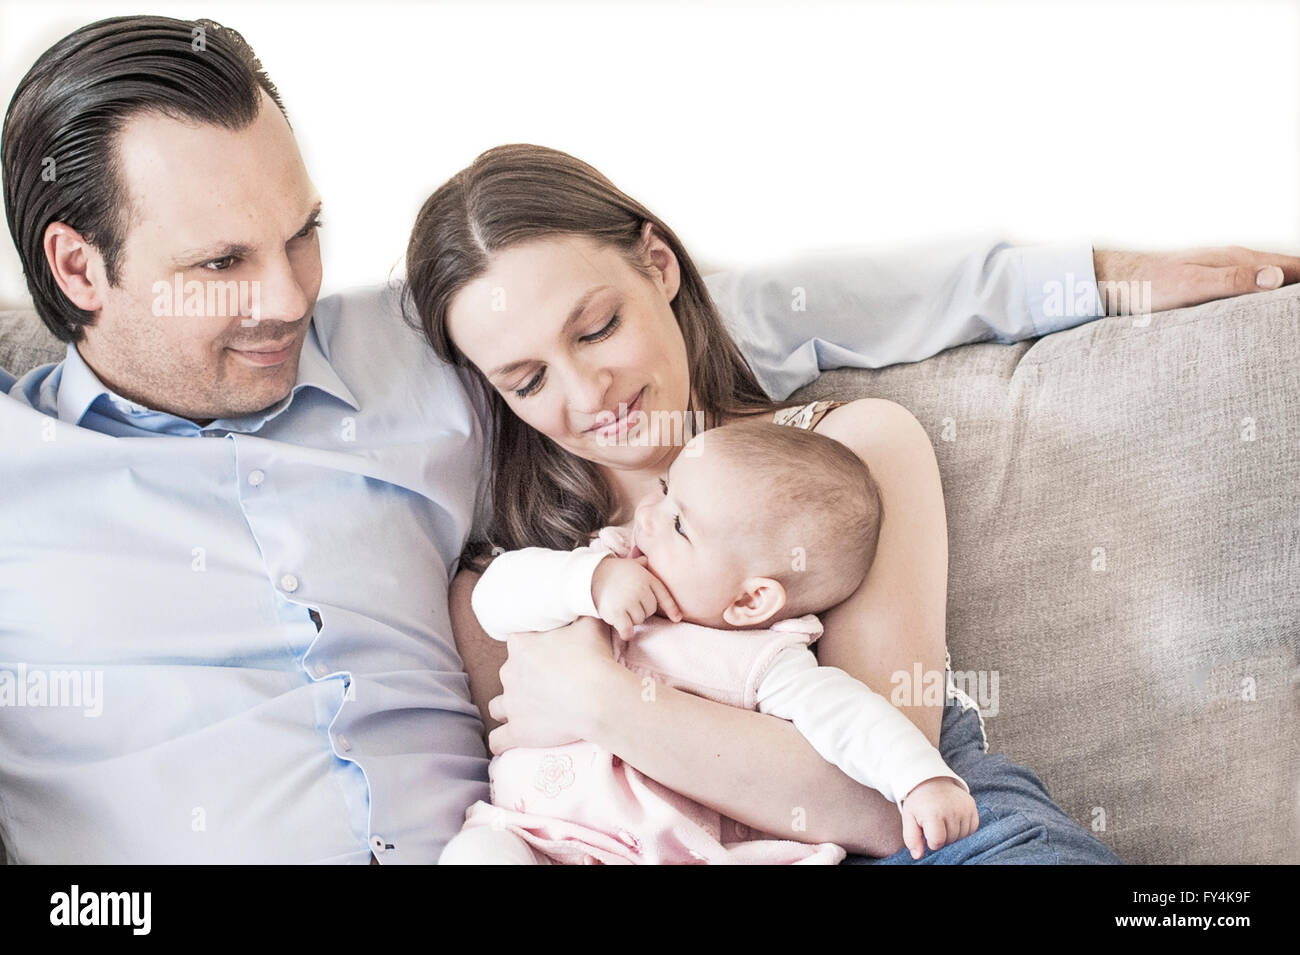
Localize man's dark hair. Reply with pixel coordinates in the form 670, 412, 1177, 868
1, 16, 287, 342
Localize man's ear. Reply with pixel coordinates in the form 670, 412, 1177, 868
722, 577, 787, 628
639, 220, 680, 304
43, 221, 105, 313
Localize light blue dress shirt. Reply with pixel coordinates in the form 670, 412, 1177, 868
0, 240, 1098, 863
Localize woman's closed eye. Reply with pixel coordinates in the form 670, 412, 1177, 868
510, 315, 621, 399
580, 313, 620, 343
513, 369, 544, 399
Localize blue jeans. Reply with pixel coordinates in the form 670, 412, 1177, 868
845, 693, 1123, 865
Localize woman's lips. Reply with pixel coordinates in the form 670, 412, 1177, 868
589, 387, 645, 440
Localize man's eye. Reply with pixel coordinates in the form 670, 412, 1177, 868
579, 314, 620, 343
202, 256, 237, 272
513, 370, 544, 399
294, 219, 323, 239
674, 515, 687, 539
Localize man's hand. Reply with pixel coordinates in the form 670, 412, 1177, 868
899, 777, 979, 860
1094, 246, 1300, 316
591, 556, 682, 641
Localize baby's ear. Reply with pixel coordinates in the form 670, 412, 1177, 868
722, 578, 786, 629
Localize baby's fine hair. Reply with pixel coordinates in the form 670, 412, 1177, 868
700, 417, 884, 620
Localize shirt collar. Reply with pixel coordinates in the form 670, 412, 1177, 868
56, 318, 361, 433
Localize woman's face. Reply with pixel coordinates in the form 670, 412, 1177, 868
446, 231, 693, 473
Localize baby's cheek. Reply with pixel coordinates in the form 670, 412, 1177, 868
660, 561, 712, 621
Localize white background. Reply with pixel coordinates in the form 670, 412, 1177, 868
1, 0, 1297, 307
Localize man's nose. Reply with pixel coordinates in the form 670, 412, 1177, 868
248, 254, 310, 326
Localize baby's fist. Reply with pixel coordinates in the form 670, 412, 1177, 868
590, 556, 681, 641
899, 777, 979, 860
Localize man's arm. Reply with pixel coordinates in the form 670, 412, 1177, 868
702, 237, 1095, 399
703, 239, 1300, 400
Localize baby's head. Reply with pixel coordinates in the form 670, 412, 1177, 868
630, 417, 884, 630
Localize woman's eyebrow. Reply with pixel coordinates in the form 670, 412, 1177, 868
488, 285, 612, 379
562, 285, 612, 332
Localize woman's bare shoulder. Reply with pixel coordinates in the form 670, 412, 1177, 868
812, 397, 930, 462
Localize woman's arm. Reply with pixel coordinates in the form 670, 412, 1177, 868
812, 397, 950, 748
460, 397, 951, 856
448, 568, 507, 739
449, 565, 908, 857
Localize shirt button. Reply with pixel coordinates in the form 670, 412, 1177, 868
312, 662, 328, 678
280, 574, 299, 593
247, 469, 265, 487
370, 835, 388, 854
336, 733, 352, 752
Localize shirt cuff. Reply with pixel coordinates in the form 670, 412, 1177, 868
565, 549, 614, 620
1020, 242, 1103, 338
896, 766, 971, 811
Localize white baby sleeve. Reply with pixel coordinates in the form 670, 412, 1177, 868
470, 545, 612, 641
756, 647, 969, 807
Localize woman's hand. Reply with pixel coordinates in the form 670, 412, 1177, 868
487, 615, 630, 754
1094, 246, 1300, 315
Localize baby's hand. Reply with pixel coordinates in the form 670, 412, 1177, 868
590, 556, 682, 641
899, 777, 979, 860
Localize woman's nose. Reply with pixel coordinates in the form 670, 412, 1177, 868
565, 361, 612, 416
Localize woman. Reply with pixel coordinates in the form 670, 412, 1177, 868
403, 143, 1121, 862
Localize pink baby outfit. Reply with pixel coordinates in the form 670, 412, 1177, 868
453, 524, 969, 865
461, 611, 846, 865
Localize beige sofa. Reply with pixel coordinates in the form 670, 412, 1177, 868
2, 287, 1297, 865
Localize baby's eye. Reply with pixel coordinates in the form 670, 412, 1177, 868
658, 477, 668, 495
674, 515, 688, 540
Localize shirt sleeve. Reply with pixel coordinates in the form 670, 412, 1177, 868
756, 646, 969, 807
453, 366, 497, 546
469, 545, 612, 641
702, 237, 1101, 399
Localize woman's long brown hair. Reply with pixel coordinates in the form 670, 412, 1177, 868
403, 144, 798, 569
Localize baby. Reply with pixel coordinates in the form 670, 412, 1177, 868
439, 418, 979, 864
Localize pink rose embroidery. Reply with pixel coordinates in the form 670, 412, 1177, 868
533, 754, 576, 797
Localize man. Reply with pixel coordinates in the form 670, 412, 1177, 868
1, 15, 1295, 864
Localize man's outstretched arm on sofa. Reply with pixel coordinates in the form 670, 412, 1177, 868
704, 237, 1300, 400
